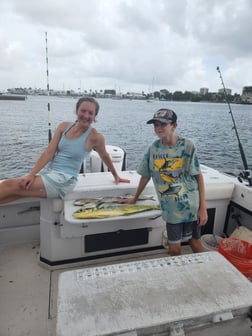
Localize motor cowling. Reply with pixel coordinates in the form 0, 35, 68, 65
83, 145, 126, 173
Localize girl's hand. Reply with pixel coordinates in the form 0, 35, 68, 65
19, 174, 35, 190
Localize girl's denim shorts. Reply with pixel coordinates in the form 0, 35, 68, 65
40, 170, 77, 199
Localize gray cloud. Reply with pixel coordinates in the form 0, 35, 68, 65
1, 0, 252, 94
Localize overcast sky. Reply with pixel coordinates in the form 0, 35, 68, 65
1, 0, 252, 94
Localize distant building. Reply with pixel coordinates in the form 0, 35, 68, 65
241, 86, 252, 104
218, 88, 232, 95
104, 89, 116, 97
199, 88, 209, 95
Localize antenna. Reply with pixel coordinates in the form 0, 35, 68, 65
217, 66, 251, 186
45, 32, 52, 142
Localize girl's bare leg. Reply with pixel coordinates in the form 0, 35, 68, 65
0, 176, 47, 204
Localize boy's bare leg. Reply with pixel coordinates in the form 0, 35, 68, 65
168, 242, 181, 256
190, 238, 205, 253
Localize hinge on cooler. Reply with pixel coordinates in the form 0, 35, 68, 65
170, 322, 185, 336
212, 311, 233, 323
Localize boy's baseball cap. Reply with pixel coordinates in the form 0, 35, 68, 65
147, 109, 177, 124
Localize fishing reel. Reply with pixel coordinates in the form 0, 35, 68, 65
238, 170, 252, 186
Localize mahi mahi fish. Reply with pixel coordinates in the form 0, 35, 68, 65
73, 204, 160, 219
73, 195, 156, 207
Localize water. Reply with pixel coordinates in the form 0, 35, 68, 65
0, 96, 251, 179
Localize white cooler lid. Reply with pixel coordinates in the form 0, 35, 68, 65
56, 252, 252, 336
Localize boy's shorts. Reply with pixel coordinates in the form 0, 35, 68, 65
40, 170, 77, 199
166, 221, 201, 244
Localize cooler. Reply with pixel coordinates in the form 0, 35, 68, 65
56, 251, 252, 336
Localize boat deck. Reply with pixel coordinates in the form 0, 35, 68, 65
0, 242, 193, 336
0, 243, 56, 336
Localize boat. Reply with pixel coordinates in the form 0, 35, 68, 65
1, 64, 252, 334
1, 142, 252, 335
0, 93, 27, 101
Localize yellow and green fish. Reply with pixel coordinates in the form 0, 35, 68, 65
73, 204, 160, 219
73, 195, 156, 207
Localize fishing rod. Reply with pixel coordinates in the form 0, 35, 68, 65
216, 66, 252, 186
45, 32, 52, 142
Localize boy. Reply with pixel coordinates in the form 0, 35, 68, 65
123, 108, 208, 255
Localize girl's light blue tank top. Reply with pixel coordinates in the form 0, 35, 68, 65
49, 123, 93, 177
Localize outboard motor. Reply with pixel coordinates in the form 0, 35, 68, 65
82, 145, 126, 173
